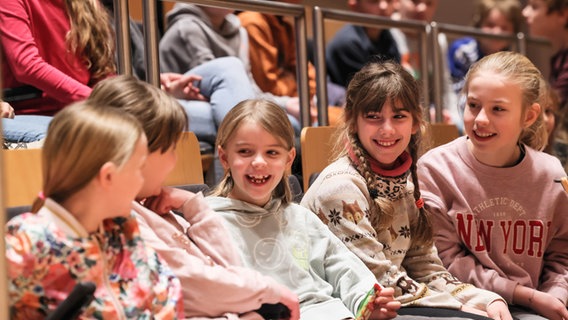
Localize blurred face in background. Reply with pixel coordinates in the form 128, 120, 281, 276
478, 8, 516, 54
349, 0, 398, 17
397, 0, 439, 22
523, 0, 566, 39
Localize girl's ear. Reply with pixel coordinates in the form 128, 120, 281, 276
218, 145, 230, 171
523, 102, 541, 128
286, 147, 296, 170
97, 162, 117, 189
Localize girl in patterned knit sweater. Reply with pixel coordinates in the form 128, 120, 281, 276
301, 59, 511, 319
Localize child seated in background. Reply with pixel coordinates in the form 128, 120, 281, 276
5, 101, 183, 319
206, 98, 401, 320
88, 75, 300, 320
448, 0, 522, 95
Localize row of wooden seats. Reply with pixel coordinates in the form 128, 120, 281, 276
4, 123, 459, 208
300, 123, 461, 191
3, 132, 207, 208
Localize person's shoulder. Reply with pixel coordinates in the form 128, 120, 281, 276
328, 24, 361, 46
5, 211, 58, 252
238, 11, 268, 27
314, 157, 362, 183
6, 211, 49, 233
526, 146, 566, 175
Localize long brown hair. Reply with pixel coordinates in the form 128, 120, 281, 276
64, 0, 116, 84
336, 59, 432, 246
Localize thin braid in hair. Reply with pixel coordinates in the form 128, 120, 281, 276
407, 134, 433, 246
348, 134, 395, 233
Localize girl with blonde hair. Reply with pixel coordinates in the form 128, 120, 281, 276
207, 99, 401, 320
6, 101, 184, 319
419, 51, 568, 320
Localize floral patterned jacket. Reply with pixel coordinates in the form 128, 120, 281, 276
5, 199, 184, 319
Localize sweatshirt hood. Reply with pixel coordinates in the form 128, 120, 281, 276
207, 196, 283, 216
166, 3, 241, 37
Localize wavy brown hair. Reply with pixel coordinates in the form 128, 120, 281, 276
64, 0, 116, 84
335, 59, 433, 246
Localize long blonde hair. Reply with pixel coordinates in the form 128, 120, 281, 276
31, 101, 143, 212
463, 51, 548, 150
210, 99, 295, 205
336, 59, 432, 246
89, 75, 188, 153
64, 0, 116, 84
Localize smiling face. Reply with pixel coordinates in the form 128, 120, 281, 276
356, 100, 418, 169
219, 120, 295, 207
464, 70, 538, 167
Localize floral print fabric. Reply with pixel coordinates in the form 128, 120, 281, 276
5, 200, 183, 319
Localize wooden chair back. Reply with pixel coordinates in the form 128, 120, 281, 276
427, 123, 460, 150
164, 131, 204, 186
3, 148, 43, 207
300, 126, 337, 191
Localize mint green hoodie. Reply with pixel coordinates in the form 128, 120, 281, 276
207, 196, 379, 320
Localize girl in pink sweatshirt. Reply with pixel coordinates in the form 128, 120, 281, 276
418, 51, 568, 320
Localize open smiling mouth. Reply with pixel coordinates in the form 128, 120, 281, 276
247, 175, 270, 184
374, 139, 398, 147
474, 130, 496, 138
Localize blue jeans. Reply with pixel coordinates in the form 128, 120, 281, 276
177, 57, 255, 145
2, 115, 52, 142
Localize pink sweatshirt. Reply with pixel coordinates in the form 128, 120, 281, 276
132, 192, 282, 319
0, 0, 92, 115
418, 136, 568, 305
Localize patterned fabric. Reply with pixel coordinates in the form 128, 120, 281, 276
5, 199, 183, 319
301, 156, 504, 309
418, 136, 568, 304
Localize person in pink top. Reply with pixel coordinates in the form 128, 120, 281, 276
418, 51, 568, 320
0, 0, 115, 116
88, 75, 301, 320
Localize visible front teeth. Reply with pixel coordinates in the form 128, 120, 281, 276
475, 131, 494, 137
248, 175, 269, 184
377, 140, 396, 147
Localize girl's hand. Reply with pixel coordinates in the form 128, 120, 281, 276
370, 287, 400, 320
276, 284, 300, 320
530, 290, 568, 320
460, 305, 488, 317
143, 187, 192, 215
486, 300, 512, 320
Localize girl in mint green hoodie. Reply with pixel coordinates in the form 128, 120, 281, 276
207, 98, 401, 320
